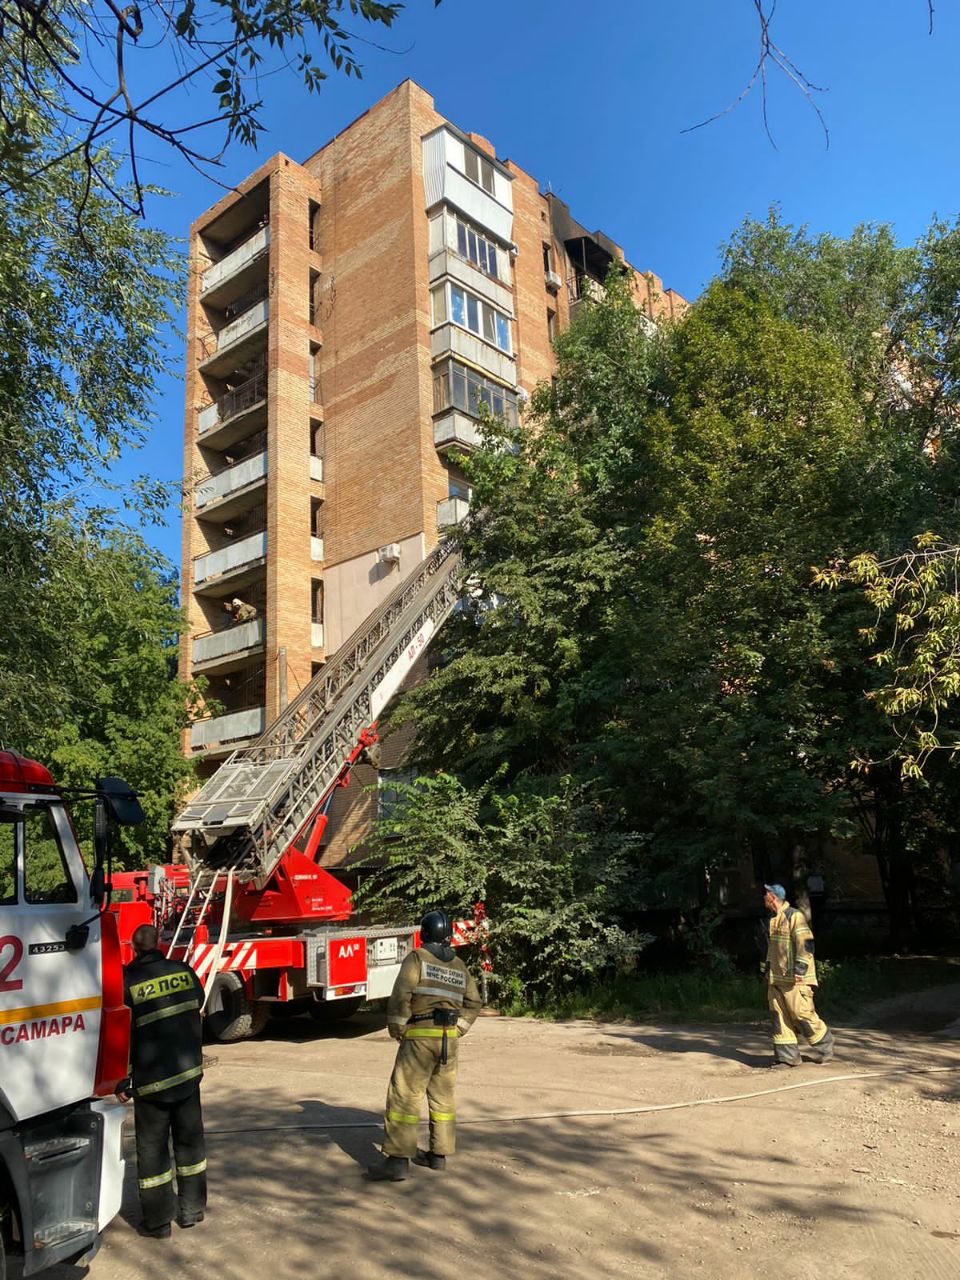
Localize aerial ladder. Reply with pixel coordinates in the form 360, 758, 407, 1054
111, 534, 466, 1040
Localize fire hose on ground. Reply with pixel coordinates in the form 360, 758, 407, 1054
198, 1064, 959, 1137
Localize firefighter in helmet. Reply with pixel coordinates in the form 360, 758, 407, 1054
367, 909, 482, 1181
117, 924, 208, 1237
764, 883, 836, 1067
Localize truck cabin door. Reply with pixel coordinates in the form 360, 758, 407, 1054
0, 799, 102, 1125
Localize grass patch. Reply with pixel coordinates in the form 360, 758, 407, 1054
499, 956, 960, 1024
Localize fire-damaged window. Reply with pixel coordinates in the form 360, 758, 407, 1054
23, 805, 77, 904
377, 768, 420, 824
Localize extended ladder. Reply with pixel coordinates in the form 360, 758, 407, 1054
173, 535, 464, 887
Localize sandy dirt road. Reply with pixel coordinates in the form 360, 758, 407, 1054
32, 990, 960, 1280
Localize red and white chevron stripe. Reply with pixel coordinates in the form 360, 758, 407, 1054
187, 941, 259, 982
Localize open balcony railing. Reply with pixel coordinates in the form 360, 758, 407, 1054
191, 706, 266, 749
194, 531, 266, 584
195, 451, 267, 510
199, 296, 269, 364
192, 618, 265, 666
198, 367, 267, 435
201, 227, 270, 296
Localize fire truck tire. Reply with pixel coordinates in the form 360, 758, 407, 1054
308, 996, 363, 1024
205, 972, 269, 1042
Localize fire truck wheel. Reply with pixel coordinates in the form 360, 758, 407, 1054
308, 996, 363, 1024
205, 971, 269, 1042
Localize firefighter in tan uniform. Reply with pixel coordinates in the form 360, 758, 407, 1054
367, 910, 482, 1181
764, 883, 835, 1067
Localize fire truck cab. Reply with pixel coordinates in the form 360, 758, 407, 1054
0, 751, 141, 1276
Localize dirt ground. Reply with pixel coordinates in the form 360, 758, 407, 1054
35, 986, 960, 1280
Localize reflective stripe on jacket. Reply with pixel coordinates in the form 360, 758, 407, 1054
386, 946, 482, 1038
767, 902, 818, 988
123, 950, 204, 1100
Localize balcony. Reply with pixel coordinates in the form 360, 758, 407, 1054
195, 451, 268, 517
311, 622, 324, 648
197, 367, 267, 448
434, 410, 480, 453
310, 455, 324, 482
437, 497, 470, 527
199, 298, 269, 378
192, 618, 265, 673
201, 227, 270, 303
431, 323, 514, 384
311, 536, 325, 562
191, 706, 266, 751
194, 531, 267, 586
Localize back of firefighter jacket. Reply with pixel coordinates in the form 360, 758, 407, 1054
767, 903, 818, 988
123, 950, 204, 1100
387, 946, 482, 1038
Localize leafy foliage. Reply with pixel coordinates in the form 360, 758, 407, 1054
355, 774, 648, 999
380, 212, 960, 957
0, 76, 194, 864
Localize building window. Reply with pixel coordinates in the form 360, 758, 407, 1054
433, 360, 518, 427
432, 283, 511, 353
377, 767, 420, 822
547, 308, 557, 342
309, 270, 321, 326
308, 201, 321, 252
464, 147, 495, 195
542, 242, 553, 273
310, 420, 324, 458
455, 217, 499, 280
311, 578, 324, 624
310, 497, 324, 539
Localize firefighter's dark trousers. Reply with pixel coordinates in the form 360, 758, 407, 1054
768, 984, 835, 1065
382, 1029, 459, 1159
134, 1087, 207, 1229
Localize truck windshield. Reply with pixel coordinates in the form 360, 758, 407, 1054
0, 813, 15, 904
23, 804, 77, 904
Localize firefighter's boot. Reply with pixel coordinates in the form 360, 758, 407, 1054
365, 1155, 409, 1182
803, 1027, 835, 1064
413, 1149, 446, 1171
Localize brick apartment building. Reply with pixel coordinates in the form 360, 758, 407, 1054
180, 80, 684, 872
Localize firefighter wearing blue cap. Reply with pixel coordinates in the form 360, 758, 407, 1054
763, 884, 835, 1067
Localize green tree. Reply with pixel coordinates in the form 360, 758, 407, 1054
0, 76, 193, 861
394, 214, 959, 951
356, 774, 646, 1000
3, 518, 198, 865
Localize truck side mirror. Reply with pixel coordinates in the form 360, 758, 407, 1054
96, 777, 145, 827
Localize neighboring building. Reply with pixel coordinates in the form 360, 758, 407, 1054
180, 80, 684, 870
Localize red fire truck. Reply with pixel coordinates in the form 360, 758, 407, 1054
110, 537, 465, 1042
0, 751, 143, 1276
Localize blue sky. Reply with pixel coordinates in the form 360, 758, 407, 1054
112, 0, 960, 567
